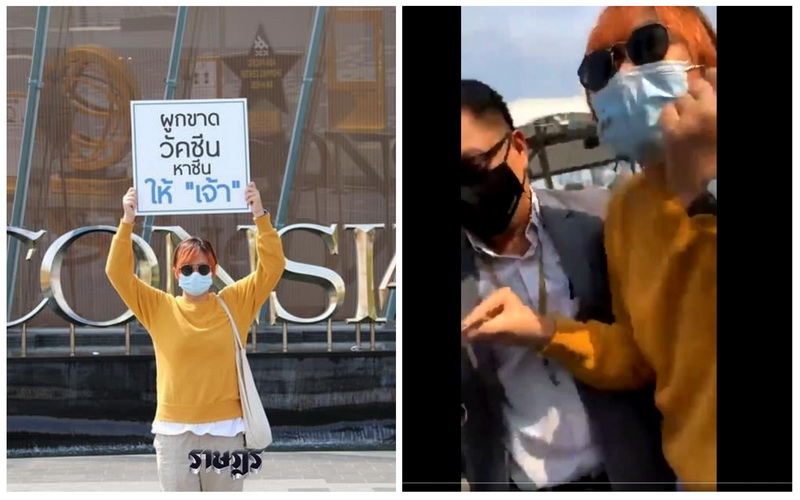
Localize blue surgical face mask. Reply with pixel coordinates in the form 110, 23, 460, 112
590, 60, 700, 164
178, 272, 213, 296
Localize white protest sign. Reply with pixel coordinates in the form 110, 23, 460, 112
131, 98, 250, 215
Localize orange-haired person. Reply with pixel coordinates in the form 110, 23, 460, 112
463, 7, 717, 490
106, 183, 285, 491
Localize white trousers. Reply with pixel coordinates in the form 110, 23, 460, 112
153, 432, 246, 491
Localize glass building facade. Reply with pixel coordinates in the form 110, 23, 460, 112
7, 7, 396, 333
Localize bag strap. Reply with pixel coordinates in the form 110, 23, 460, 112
216, 296, 243, 350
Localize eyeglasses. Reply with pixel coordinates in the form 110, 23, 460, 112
461, 133, 512, 178
578, 23, 672, 92
179, 264, 212, 277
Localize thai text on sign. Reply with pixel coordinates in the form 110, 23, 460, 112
130, 98, 251, 215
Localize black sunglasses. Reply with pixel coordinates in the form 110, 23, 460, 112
578, 23, 671, 92
461, 133, 512, 177
180, 264, 212, 277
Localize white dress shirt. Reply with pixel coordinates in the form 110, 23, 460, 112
466, 190, 602, 490
151, 418, 245, 437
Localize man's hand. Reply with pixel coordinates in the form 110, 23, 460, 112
660, 68, 717, 206
461, 287, 555, 350
245, 182, 265, 217
122, 188, 137, 224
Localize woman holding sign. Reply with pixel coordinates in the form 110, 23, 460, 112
105, 182, 285, 491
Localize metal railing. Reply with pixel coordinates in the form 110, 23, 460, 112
10, 318, 393, 357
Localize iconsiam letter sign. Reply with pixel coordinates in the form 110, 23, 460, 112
131, 98, 251, 215
242, 223, 396, 325
7, 223, 396, 328
6, 226, 160, 328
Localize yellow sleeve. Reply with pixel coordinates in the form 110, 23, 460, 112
542, 320, 654, 391
542, 182, 716, 391
541, 186, 654, 391
689, 213, 716, 240
219, 213, 286, 334
105, 220, 167, 331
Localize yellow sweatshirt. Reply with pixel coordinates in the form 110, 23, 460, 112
105, 214, 285, 424
541, 175, 716, 490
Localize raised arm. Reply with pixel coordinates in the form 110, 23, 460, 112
462, 188, 653, 391
539, 189, 653, 390
219, 183, 286, 325
105, 188, 167, 330
540, 263, 654, 391
543, 190, 716, 390
462, 284, 654, 392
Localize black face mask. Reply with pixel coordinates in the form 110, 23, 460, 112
461, 161, 524, 241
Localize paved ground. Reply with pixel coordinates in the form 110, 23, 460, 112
7, 451, 396, 492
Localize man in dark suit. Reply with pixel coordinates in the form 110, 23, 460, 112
459, 79, 675, 491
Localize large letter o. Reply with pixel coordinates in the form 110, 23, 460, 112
40, 225, 160, 327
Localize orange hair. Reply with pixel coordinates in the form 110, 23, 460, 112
586, 6, 716, 66
583, 7, 717, 116
172, 237, 218, 272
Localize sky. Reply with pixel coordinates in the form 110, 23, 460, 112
461, 6, 717, 102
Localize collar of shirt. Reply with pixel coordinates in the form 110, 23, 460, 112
465, 186, 541, 260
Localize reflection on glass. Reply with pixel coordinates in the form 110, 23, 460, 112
334, 22, 376, 82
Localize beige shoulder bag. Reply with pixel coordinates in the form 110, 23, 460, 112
217, 296, 273, 450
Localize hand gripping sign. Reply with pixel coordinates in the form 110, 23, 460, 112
131, 98, 251, 216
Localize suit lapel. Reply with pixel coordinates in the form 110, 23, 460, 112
539, 205, 594, 309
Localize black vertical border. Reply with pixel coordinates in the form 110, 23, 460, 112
716, 6, 792, 492
400, 5, 463, 492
